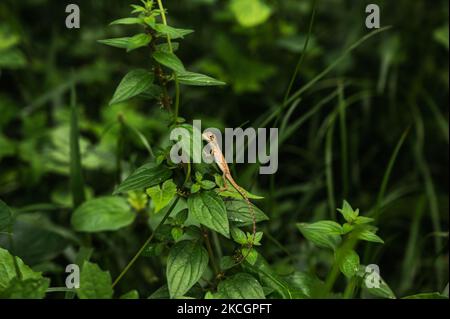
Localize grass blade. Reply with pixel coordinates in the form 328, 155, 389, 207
325, 113, 337, 219
286, 26, 392, 106
371, 128, 410, 218
338, 82, 349, 197
69, 83, 86, 209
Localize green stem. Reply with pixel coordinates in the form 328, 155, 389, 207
112, 196, 180, 288
47, 287, 75, 293
343, 277, 357, 298
283, 0, 316, 105
8, 226, 22, 280
183, 161, 191, 186
156, 0, 181, 121
338, 82, 349, 198
202, 227, 219, 275
211, 232, 223, 260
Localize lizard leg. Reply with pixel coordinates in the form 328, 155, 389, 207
202, 148, 214, 163
219, 174, 229, 192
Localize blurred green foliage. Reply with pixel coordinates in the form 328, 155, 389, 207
0, 0, 448, 298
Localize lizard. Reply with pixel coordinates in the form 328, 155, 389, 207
202, 131, 256, 263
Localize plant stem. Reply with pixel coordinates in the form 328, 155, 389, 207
283, 0, 316, 105
343, 277, 357, 298
47, 287, 75, 293
8, 225, 22, 280
211, 232, 223, 260
156, 0, 181, 121
112, 196, 180, 288
202, 227, 219, 275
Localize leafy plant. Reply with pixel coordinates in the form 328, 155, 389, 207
0, 0, 447, 301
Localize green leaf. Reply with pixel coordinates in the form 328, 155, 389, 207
359, 265, 396, 299
188, 191, 230, 238
230, 227, 247, 244
225, 199, 269, 227
143, 16, 156, 28
127, 190, 148, 211
217, 273, 265, 299
139, 84, 163, 100
243, 256, 294, 299
220, 256, 236, 271
241, 248, 258, 265
297, 222, 342, 250
194, 172, 203, 181
0, 199, 13, 232
77, 261, 113, 299
156, 42, 179, 52
171, 227, 184, 242
131, 4, 146, 14
434, 24, 449, 50
0, 49, 26, 69
337, 200, 358, 223
0, 33, 19, 51
357, 228, 384, 244
284, 271, 326, 298
342, 223, 354, 234
336, 249, 360, 278
166, 240, 208, 298
1, 213, 72, 265
200, 180, 216, 190
0, 277, 49, 299
0, 247, 45, 293
110, 17, 143, 26
98, 37, 130, 49
127, 33, 152, 52
71, 196, 135, 232
191, 183, 201, 194
146, 179, 177, 213
120, 290, 140, 299
142, 242, 166, 257
153, 24, 194, 39
114, 162, 172, 194
110, 69, 154, 105
403, 292, 448, 299
252, 231, 263, 245
153, 51, 185, 73
175, 209, 189, 225
177, 71, 226, 86
354, 216, 375, 224
302, 220, 343, 235
230, 0, 272, 28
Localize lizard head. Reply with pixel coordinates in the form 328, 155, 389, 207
202, 131, 217, 143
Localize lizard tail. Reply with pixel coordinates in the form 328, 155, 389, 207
233, 182, 256, 263
240, 196, 256, 264
224, 174, 257, 265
